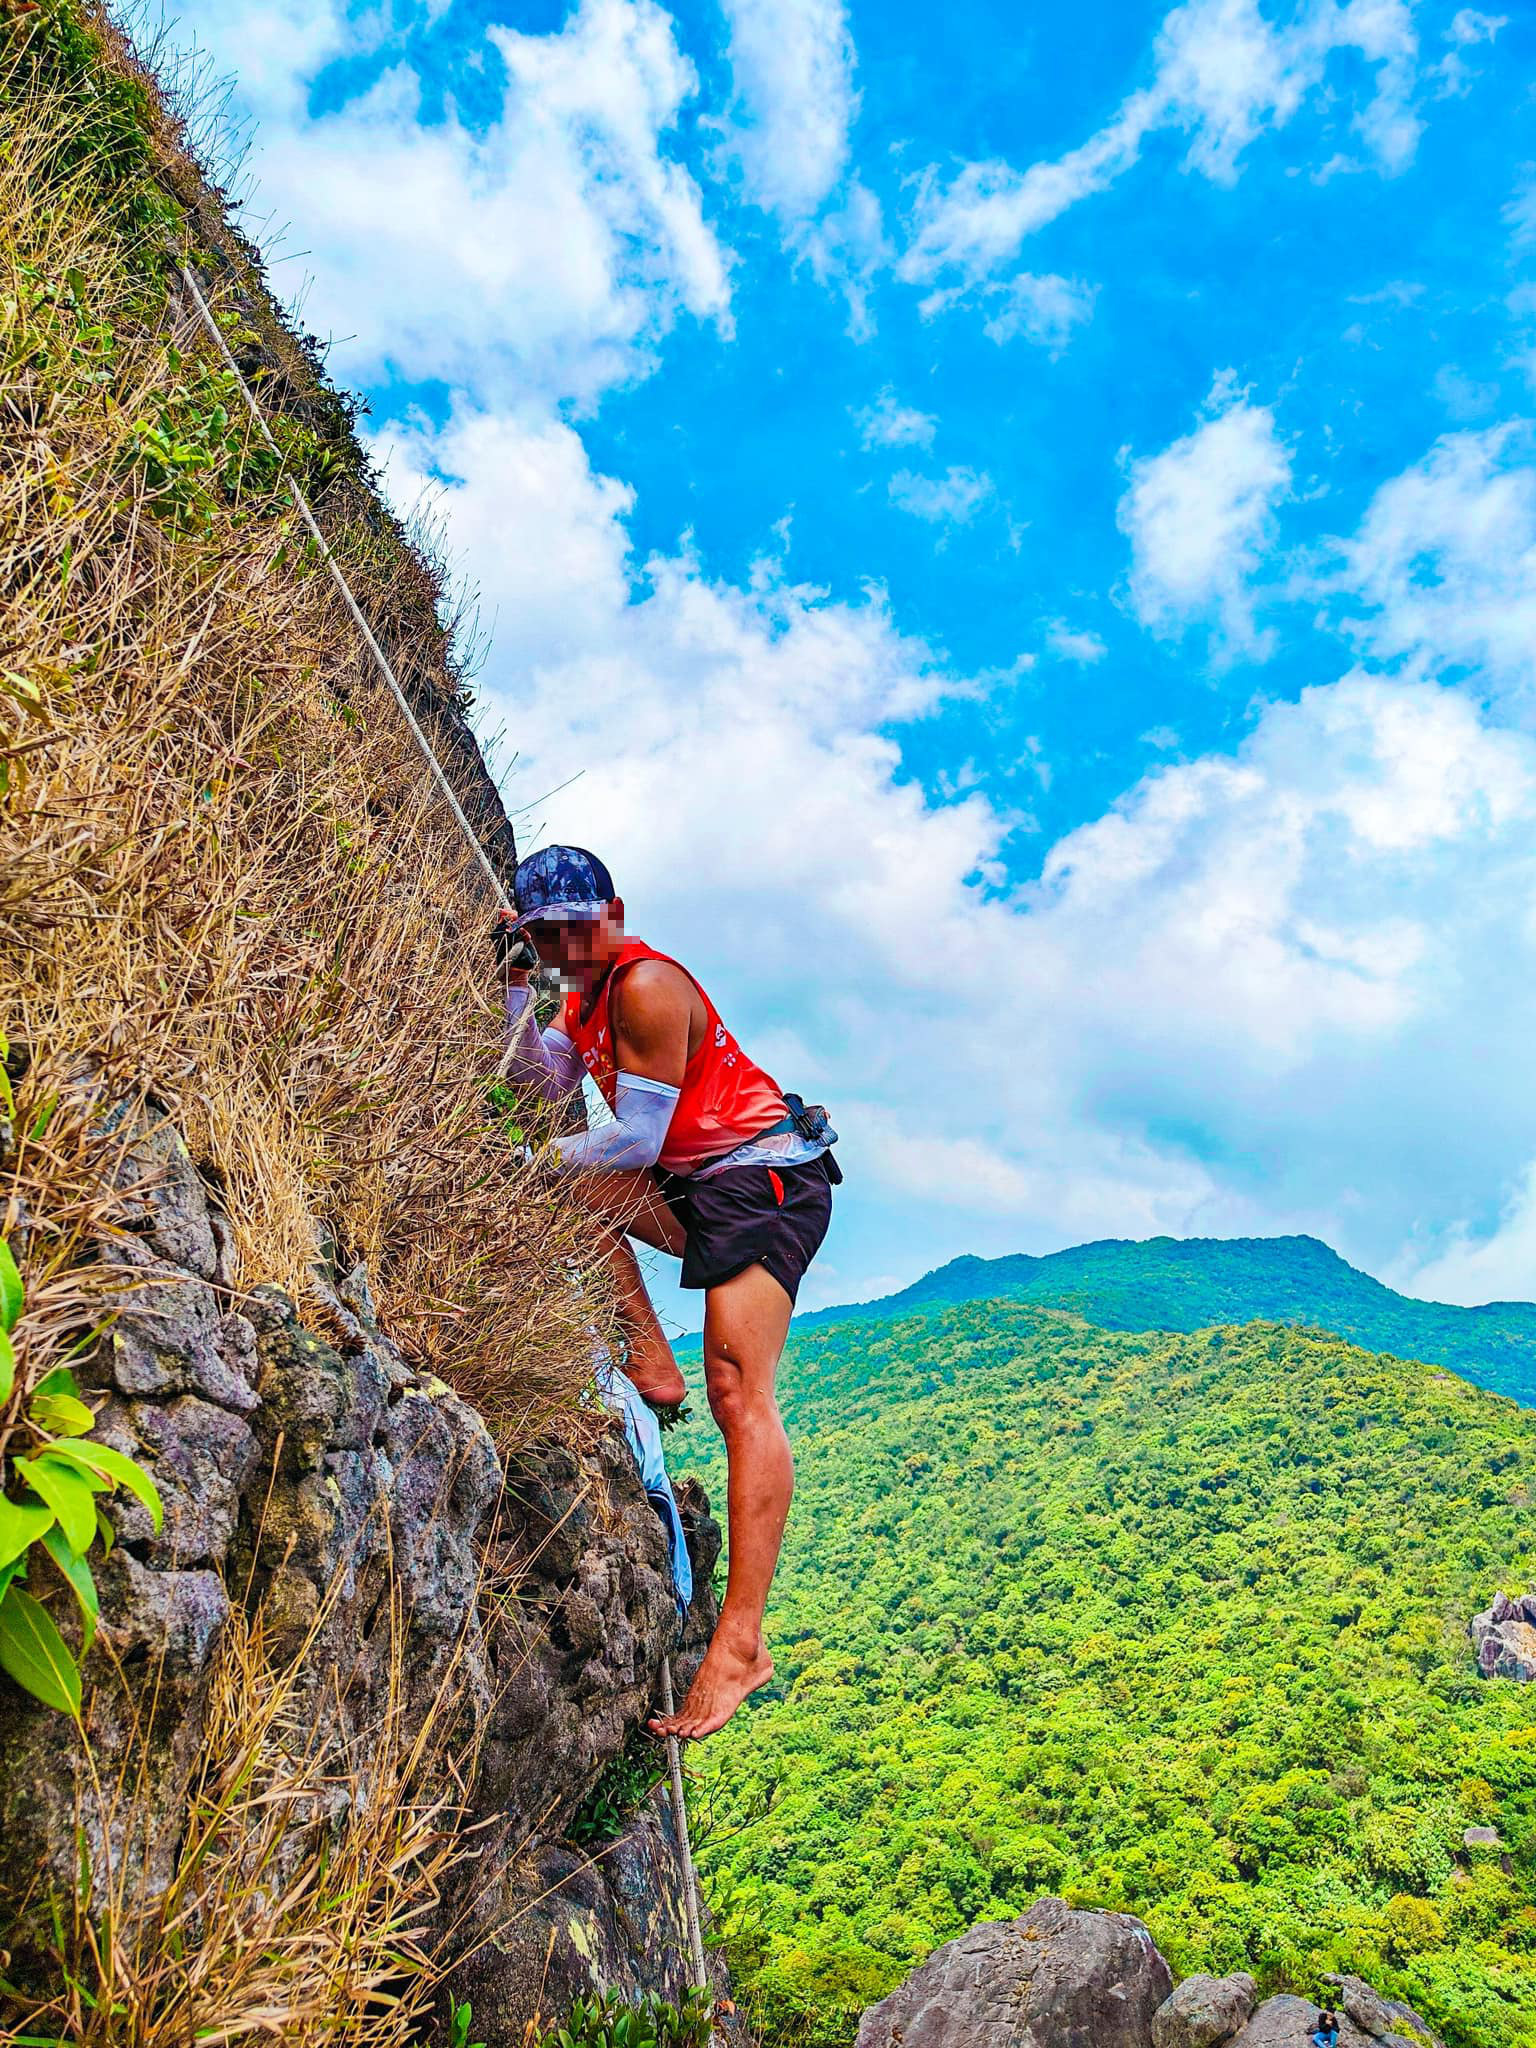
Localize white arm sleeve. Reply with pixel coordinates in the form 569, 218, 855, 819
503, 986, 585, 1104
550, 1071, 681, 1173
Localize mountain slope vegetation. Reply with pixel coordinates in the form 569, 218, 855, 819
681, 1302, 1536, 2048
793, 1234, 1536, 1406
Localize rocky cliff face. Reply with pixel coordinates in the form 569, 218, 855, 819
856, 1902, 1444, 2048
0, 1093, 727, 2032
1471, 1589, 1536, 1680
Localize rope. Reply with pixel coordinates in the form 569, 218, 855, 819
660, 1653, 712, 1994
174, 259, 514, 913
176, 251, 715, 2014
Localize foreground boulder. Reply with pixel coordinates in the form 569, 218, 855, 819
1322, 1973, 1444, 2047
860, 1901, 1446, 2048
856, 1896, 1174, 2048
1471, 1588, 1536, 1680
1153, 1972, 1257, 2047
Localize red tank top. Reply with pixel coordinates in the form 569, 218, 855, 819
563, 938, 786, 1174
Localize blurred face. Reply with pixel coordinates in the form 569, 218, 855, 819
527, 898, 624, 992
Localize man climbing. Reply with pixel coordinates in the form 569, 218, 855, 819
495, 844, 838, 1740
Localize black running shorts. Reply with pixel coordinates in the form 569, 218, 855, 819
654, 1154, 835, 1305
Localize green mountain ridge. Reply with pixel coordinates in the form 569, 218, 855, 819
775, 1233, 1536, 1407
681, 1300, 1536, 2048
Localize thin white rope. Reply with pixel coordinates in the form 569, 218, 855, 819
174, 259, 513, 913
178, 253, 717, 2017
659, 1653, 712, 1996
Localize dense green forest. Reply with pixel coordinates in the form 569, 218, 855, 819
676, 1302, 1536, 2048
780, 1235, 1536, 1407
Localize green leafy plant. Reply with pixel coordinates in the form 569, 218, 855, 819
568, 1732, 666, 1847
440, 1998, 484, 2048
0, 1237, 163, 1716
543, 1987, 714, 2048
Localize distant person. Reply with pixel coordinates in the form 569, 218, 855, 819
1311, 2010, 1339, 2047
495, 845, 839, 1740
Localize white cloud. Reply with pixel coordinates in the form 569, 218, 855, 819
980, 273, 1097, 350
1433, 9, 1506, 96
716, 0, 857, 224
888, 466, 995, 525
900, 0, 1420, 289
173, 0, 731, 405
1045, 620, 1109, 664
1506, 175, 1536, 249
1397, 1162, 1536, 1306
855, 388, 936, 450
799, 180, 893, 339
1328, 423, 1536, 700
1118, 373, 1292, 650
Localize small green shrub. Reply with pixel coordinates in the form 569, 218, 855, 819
543, 1987, 714, 2048
569, 1733, 665, 1847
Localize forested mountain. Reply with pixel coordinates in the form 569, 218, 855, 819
793, 1234, 1536, 1406
680, 1302, 1536, 2048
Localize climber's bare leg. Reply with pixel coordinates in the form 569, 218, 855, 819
648, 1262, 791, 1741
568, 1168, 687, 1406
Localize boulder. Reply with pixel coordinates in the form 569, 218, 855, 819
1228, 1995, 1372, 2046
1471, 1591, 1536, 1680
1153, 1971, 1258, 2047
1323, 1973, 1445, 2046
856, 1896, 1174, 2048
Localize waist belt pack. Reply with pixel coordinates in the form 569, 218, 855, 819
768, 1092, 843, 1185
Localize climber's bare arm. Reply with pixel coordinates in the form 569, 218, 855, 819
558, 962, 698, 1250
608, 958, 701, 1086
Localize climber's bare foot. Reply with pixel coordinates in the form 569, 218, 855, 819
648, 1628, 773, 1741
622, 1337, 686, 1409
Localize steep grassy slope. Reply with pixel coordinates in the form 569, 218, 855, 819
792, 1235, 1536, 1406
680, 1304, 1536, 2048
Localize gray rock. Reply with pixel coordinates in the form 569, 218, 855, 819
452, 1783, 739, 2044
98, 1098, 223, 1282
0, 1091, 731, 2030
857, 1896, 1175, 2048
1153, 1971, 1258, 2047
1463, 1824, 1502, 1850
96, 1392, 260, 1565
1229, 1995, 1372, 2047
1471, 1597, 1536, 1682
1323, 1974, 1444, 2046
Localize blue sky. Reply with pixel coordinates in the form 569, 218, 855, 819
171, 0, 1536, 1327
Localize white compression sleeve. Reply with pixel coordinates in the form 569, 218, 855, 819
503, 986, 585, 1103
551, 1071, 681, 1173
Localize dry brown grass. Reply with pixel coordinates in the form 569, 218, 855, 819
0, 17, 618, 1451
12, 1566, 483, 2046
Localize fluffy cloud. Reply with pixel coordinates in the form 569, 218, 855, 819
1328, 423, 1536, 700
979, 273, 1097, 350
855, 389, 936, 450
888, 466, 995, 525
1397, 1162, 1536, 1305
716, 0, 858, 224
1118, 374, 1292, 649
1044, 621, 1108, 664
901, 0, 1420, 288
177, 0, 730, 404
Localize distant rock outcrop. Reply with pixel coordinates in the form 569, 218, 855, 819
1471, 1589, 1536, 1679
855, 1897, 1174, 2048
858, 1901, 1444, 2048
